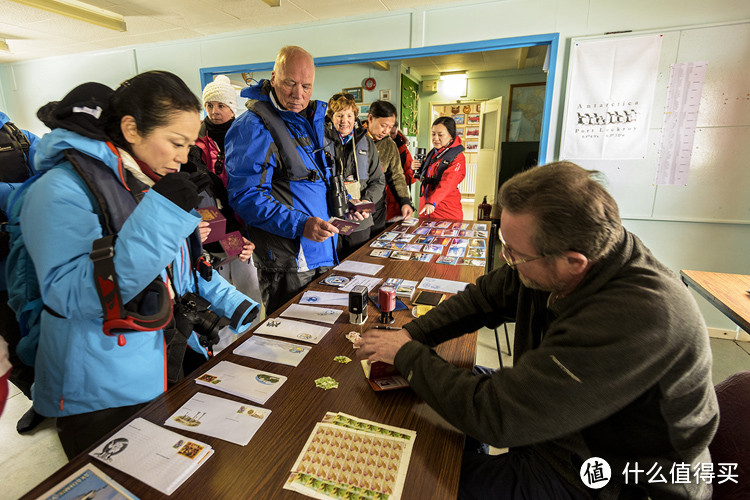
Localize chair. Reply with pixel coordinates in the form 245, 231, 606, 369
709, 371, 750, 500
486, 220, 512, 367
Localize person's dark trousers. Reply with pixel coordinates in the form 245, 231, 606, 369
56, 402, 147, 460
0, 290, 34, 399
257, 267, 332, 316
371, 199, 387, 237
338, 229, 371, 260
459, 443, 594, 500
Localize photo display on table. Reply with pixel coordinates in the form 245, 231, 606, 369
369, 219, 488, 267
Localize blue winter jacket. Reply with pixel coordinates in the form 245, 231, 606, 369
21, 129, 259, 417
225, 80, 338, 272
1, 110, 39, 291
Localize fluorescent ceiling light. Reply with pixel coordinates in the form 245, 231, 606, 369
9, 0, 127, 31
440, 71, 467, 81
0, 39, 9, 52
438, 71, 468, 97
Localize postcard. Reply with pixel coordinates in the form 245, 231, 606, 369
377, 232, 399, 241
89, 418, 213, 496
417, 277, 470, 294
446, 245, 466, 257
412, 227, 430, 235
403, 244, 423, 252
466, 247, 487, 259
300, 290, 349, 306
451, 238, 469, 247
234, 335, 311, 367
435, 255, 458, 265
414, 236, 433, 244
165, 392, 271, 446
39, 463, 137, 500
411, 253, 434, 263
390, 251, 412, 260
473, 223, 488, 231
338, 275, 383, 293
254, 317, 330, 344
420, 244, 442, 254
280, 303, 343, 325
370, 249, 392, 258
469, 238, 486, 248
334, 260, 384, 276
458, 230, 475, 237
393, 234, 415, 243
196, 361, 287, 405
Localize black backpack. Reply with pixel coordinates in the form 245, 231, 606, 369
0, 122, 33, 259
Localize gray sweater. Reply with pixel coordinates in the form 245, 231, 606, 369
398, 230, 718, 499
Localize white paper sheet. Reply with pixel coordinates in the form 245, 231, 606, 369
300, 290, 350, 306
338, 275, 383, 293
333, 260, 384, 276
280, 303, 343, 325
417, 277, 470, 294
234, 335, 311, 367
89, 417, 213, 496
196, 361, 287, 405
253, 317, 330, 344
164, 392, 271, 446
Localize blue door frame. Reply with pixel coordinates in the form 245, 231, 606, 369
200, 33, 558, 163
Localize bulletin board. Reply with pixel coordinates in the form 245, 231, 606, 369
560, 21, 750, 224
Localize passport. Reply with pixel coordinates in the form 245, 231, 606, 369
196, 207, 226, 244
218, 231, 244, 266
329, 217, 360, 235
347, 199, 376, 214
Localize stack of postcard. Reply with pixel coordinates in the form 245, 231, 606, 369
196, 361, 287, 405
284, 412, 416, 500
88, 418, 213, 495
165, 392, 271, 446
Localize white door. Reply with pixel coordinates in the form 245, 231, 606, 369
475, 96, 503, 209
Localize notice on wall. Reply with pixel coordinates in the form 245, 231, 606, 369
655, 61, 708, 186
560, 34, 663, 160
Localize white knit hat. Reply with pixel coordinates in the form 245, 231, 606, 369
202, 75, 236, 110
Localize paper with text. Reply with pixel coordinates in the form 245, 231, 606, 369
196, 361, 286, 405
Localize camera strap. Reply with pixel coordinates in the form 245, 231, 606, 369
64, 146, 174, 345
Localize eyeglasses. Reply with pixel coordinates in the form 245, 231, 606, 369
331, 92, 355, 101
498, 229, 544, 268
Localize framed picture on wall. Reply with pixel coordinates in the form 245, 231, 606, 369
452, 114, 465, 125
467, 113, 480, 124
379, 89, 391, 101
506, 82, 546, 142
343, 87, 364, 103
359, 103, 371, 115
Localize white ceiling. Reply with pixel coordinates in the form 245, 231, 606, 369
0, 0, 476, 64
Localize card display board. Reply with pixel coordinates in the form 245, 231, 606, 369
560, 21, 750, 224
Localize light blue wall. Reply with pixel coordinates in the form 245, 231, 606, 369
417, 67, 547, 148
1, 0, 748, 331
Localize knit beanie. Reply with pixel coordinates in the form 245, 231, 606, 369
202, 75, 236, 111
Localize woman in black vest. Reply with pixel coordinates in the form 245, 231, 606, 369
324, 92, 384, 258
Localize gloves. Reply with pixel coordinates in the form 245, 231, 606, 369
152, 172, 200, 212
187, 170, 214, 196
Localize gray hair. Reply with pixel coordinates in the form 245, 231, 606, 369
499, 161, 623, 261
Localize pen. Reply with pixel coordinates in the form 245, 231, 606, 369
373, 325, 401, 331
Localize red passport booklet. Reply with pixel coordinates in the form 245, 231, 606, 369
218, 231, 244, 266
196, 207, 226, 244
329, 217, 360, 235
348, 199, 376, 214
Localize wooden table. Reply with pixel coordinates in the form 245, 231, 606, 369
24, 219, 488, 499
680, 270, 750, 333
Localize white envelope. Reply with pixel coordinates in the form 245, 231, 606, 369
280, 303, 343, 325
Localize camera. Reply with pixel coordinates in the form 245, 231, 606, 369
414, 147, 427, 177
328, 173, 348, 218
176, 292, 230, 348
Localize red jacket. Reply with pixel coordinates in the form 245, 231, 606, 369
419, 135, 466, 220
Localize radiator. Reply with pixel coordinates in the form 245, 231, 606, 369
459, 162, 477, 195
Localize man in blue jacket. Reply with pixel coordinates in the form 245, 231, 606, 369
226, 46, 344, 314
0, 110, 42, 433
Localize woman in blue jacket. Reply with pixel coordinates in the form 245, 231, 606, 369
22, 72, 259, 458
